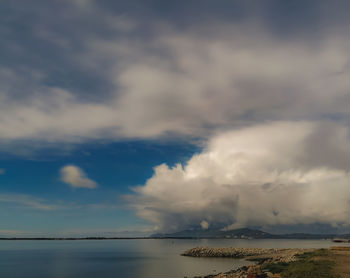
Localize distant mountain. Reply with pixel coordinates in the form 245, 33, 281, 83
150, 228, 340, 239
1, 228, 348, 240
151, 228, 272, 239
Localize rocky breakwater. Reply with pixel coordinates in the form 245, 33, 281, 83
182, 247, 281, 259
182, 247, 314, 278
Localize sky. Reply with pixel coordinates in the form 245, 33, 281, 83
1, 0, 350, 236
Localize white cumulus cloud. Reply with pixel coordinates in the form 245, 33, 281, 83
131, 121, 350, 232
60, 165, 98, 189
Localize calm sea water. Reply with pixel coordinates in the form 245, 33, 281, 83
0, 239, 347, 278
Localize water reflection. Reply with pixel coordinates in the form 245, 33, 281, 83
0, 239, 347, 278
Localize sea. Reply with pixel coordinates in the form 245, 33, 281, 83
0, 238, 347, 278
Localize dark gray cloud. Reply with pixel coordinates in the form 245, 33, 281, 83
1, 0, 350, 103
1, 17, 350, 142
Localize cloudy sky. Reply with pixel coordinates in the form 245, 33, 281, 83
1, 0, 350, 236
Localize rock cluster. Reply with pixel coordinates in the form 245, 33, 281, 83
182, 247, 294, 259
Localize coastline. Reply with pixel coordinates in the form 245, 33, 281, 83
182, 247, 348, 278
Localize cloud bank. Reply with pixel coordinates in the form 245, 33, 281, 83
132, 121, 350, 232
1, 4, 350, 144
60, 165, 98, 189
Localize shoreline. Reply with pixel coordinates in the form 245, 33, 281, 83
182, 247, 341, 278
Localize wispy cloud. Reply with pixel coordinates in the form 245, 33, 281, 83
0, 193, 119, 212
56, 227, 154, 238
60, 165, 98, 189
0, 229, 27, 237
0, 194, 62, 211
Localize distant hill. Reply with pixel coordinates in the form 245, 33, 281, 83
150, 228, 340, 239
151, 228, 272, 239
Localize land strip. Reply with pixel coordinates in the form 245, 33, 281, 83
182, 246, 350, 278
